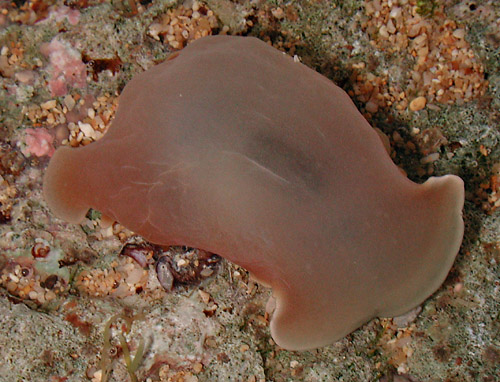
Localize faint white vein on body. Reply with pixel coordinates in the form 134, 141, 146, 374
315, 126, 326, 139
221, 150, 290, 185
130, 180, 162, 186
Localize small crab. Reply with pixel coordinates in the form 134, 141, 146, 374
154, 246, 220, 292
119, 241, 220, 292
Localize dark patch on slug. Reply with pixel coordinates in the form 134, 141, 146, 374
247, 132, 323, 191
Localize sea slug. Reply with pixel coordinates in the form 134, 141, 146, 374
44, 35, 464, 350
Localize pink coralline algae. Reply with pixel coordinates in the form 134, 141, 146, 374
41, 38, 87, 96
43, 5, 81, 26
23, 128, 55, 157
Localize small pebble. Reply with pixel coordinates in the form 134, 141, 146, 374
409, 96, 427, 111
420, 152, 440, 164
41, 100, 57, 110
64, 95, 76, 111
78, 122, 95, 139
15, 70, 35, 84
200, 268, 213, 277
192, 362, 203, 373
198, 289, 210, 303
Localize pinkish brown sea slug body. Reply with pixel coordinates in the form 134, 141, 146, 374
43, 35, 464, 350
